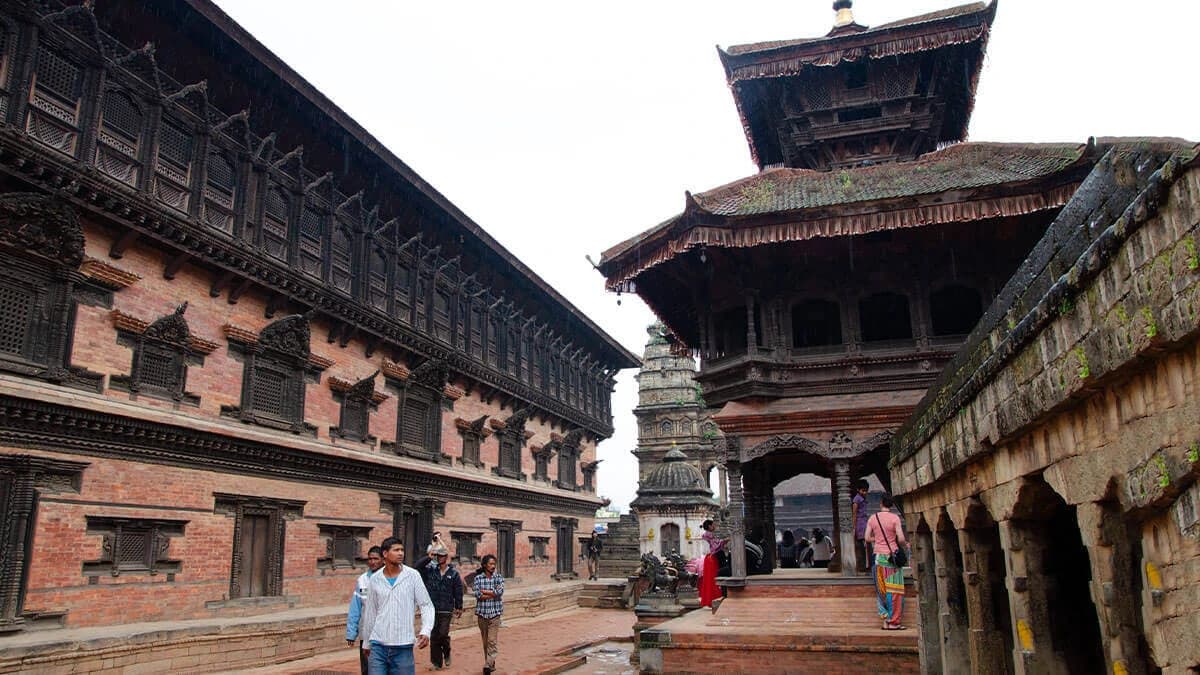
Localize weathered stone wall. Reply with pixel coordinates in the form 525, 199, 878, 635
892, 150, 1200, 673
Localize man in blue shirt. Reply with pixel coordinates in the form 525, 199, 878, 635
345, 546, 384, 675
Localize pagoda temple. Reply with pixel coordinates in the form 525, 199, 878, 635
600, 1, 1196, 672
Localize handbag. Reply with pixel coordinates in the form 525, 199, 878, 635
874, 514, 908, 568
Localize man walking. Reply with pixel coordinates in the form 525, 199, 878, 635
361, 537, 434, 675
345, 546, 385, 675
586, 530, 603, 581
473, 554, 505, 675
413, 537, 463, 670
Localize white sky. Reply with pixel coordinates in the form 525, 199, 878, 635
213, 0, 1198, 512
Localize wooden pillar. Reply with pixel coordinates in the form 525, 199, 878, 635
833, 460, 855, 576
998, 520, 1069, 675
959, 526, 1008, 675
911, 524, 944, 675
727, 461, 746, 579
762, 477, 776, 571
934, 523, 971, 674
1076, 502, 1148, 675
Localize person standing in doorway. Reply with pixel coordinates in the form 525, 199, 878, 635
586, 530, 603, 580
851, 479, 871, 573
412, 539, 463, 671
345, 546, 385, 675
809, 527, 835, 569
360, 537, 434, 675
864, 495, 908, 630
473, 554, 505, 675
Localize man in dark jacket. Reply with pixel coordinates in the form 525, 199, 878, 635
586, 530, 603, 580
413, 539, 463, 670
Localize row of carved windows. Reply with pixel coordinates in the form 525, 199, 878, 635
4, 27, 613, 426
712, 284, 984, 356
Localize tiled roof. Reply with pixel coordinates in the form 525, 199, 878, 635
696, 142, 1087, 217
724, 2, 989, 57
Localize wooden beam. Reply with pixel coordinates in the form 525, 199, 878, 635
108, 229, 140, 259
227, 278, 253, 304
364, 335, 382, 358
163, 251, 191, 280
209, 270, 235, 298
326, 322, 343, 344
338, 326, 357, 348
264, 293, 287, 319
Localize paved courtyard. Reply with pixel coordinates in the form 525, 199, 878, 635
236, 608, 634, 675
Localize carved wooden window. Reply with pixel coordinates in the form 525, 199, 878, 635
330, 224, 354, 295
792, 299, 842, 348
930, 285, 983, 337
451, 531, 482, 568
557, 432, 580, 491
27, 44, 83, 156
528, 536, 549, 563
456, 415, 488, 469
227, 314, 318, 434
490, 519, 521, 578
298, 198, 326, 280
506, 326, 520, 376
95, 90, 143, 186
262, 184, 290, 261
203, 151, 237, 233
519, 334, 530, 382
395, 388, 441, 462
552, 517, 577, 577
382, 495, 444, 556
531, 344, 543, 388
0, 260, 67, 375
317, 524, 372, 570
432, 288, 451, 343
486, 317, 500, 366
494, 411, 527, 481
393, 259, 411, 315
455, 296, 469, 351
82, 517, 185, 577
154, 119, 193, 212
331, 372, 380, 443
413, 275, 428, 332
215, 494, 304, 599
369, 248, 389, 311
859, 292, 913, 343
470, 306, 483, 359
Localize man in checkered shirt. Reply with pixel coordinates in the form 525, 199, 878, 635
473, 554, 505, 675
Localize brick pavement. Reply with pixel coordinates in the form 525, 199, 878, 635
237, 608, 633, 675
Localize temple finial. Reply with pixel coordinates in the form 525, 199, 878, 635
833, 0, 855, 28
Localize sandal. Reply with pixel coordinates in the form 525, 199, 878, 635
882, 624, 908, 631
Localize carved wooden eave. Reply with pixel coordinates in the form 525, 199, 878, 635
488, 418, 507, 431
307, 353, 335, 371
80, 257, 140, 290
111, 309, 218, 355
222, 322, 333, 370
327, 376, 388, 405
443, 383, 465, 401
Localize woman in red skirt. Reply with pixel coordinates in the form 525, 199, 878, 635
698, 519, 727, 609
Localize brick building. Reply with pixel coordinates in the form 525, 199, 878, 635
0, 0, 636, 635
890, 142, 1200, 673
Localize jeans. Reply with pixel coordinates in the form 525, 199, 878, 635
430, 611, 453, 667
367, 643, 414, 675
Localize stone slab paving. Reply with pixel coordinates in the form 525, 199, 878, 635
235, 608, 634, 675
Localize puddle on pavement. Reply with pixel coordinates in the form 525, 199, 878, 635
559, 640, 635, 675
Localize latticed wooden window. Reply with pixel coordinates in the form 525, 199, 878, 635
339, 396, 368, 442
137, 346, 181, 391
262, 185, 290, 260
82, 517, 185, 577
298, 201, 324, 279
451, 531, 481, 567
529, 536, 549, 562
203, 152, 236, 233
470, 306, 483, 358
330, 225, 354, 294
400, 397, 430, 448
369, 249, 389, 311
95, 90, 143, 184
433, 289, 451, 342
317, 524, 370, 569
0, 283, 33, 359
155, 119, 193, 211
28, 46, 83, 155
251, 365, 289, 419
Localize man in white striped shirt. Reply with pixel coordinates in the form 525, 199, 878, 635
360, 537, 434, 675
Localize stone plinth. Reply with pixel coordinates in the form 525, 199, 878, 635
633, 591, 688, 670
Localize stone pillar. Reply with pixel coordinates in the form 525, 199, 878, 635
833, 460, 856, 576
998, 520, 1069, 675
1076, 502, 1148, 675
934, 524, 971, 674
727, 461, 747, 579
959, 527, 1008, 675
911, 523, 944, 675
718, 465, 728, 506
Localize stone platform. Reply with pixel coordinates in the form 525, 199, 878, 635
640, 569, 919, 674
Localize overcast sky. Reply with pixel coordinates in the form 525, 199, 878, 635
213, 0, 1198, 511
